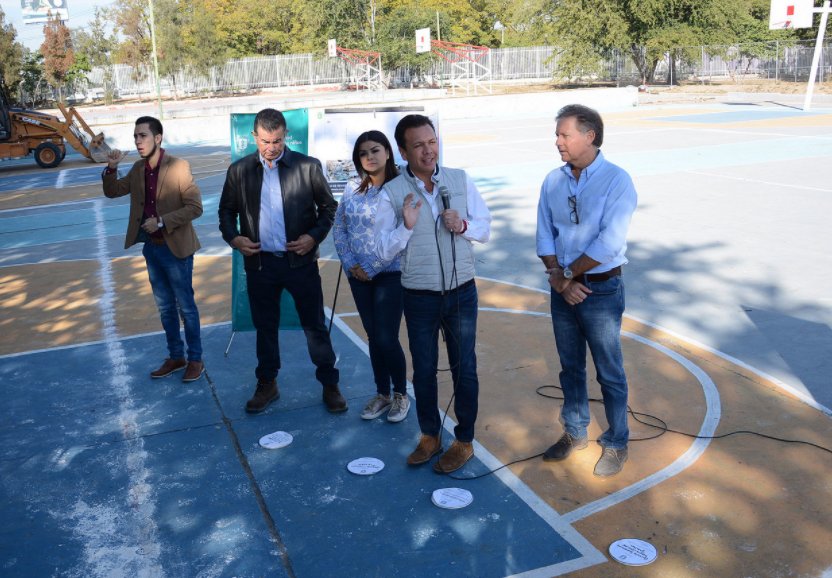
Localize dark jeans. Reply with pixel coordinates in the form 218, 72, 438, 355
550, 275, 629, 449
403, 281, 479, 443
142, 242, 202, 362
246, 253, 338, 386
348, 271, 407, 396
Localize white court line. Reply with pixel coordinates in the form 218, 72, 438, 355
476, 275, 832, 419
0, 321, 231, 360
562, 330, 721, 524
470, 307, 723, 523
55, 170, 67, 189
686, 169, 832, 193
85, 199, 166, 576
327, 307, 607, 577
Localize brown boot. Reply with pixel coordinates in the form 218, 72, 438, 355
322, 384, 348, 413
151, 358, 186, 378
407, 434, 443, 466
182, 361, 204, 382
433, 440, 474, 474
245, 379, 279, 413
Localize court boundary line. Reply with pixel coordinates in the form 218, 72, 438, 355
475, 275, 832, 419
459, 307, 722, 524
686, 169, 832, 193
327, 307, 607, 577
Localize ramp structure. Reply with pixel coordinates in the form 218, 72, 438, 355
328, 39, 384, 91
416, 28, 492, 96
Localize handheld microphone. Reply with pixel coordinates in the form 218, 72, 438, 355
438, 186, 451, 212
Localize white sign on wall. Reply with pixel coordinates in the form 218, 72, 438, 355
416, 28, 431, 53
769, 0, 815, 29
328, 39, 337, 57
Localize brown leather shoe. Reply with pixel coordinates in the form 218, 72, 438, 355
182, 361, 204, 382
151, 358, 187, 378
245, 379, 279, 413
322, 384, 348, 413
433, 440, 474, 474
407, 434, 443, 466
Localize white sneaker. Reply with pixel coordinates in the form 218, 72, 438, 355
387, 392, 410, 423
361, 394, 392, 420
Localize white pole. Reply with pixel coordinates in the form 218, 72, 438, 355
804, 0, 831, 111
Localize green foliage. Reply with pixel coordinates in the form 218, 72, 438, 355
545, 0, 799, 83
0, 7, 24, 93
19, 49, 45, 107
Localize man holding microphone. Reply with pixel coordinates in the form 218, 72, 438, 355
375, 114, 492, 473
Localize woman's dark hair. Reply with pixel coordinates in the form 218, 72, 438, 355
351, 130, 399, 193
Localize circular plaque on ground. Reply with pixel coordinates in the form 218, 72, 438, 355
431, 488, 473, 509
609, 539, 658, 566
259, 431, 293, 449
347, 458, 385, 475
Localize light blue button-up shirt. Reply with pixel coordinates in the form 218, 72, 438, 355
536, 150, 637, 273
259, 151, 286, 252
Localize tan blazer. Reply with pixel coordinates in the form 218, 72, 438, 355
103, 153, 203, 259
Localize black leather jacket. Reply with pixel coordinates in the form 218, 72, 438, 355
218, 147, 337, 270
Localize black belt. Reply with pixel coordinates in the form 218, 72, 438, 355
263, 251, 287, 258
404, 279, 475, 296
575, 266, 621, 283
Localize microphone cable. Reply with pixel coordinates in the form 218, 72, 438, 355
434, 383, 832, 481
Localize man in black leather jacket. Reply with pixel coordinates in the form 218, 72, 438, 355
218, 108, 346, 414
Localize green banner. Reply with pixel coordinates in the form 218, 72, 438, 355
230, 109, 310, 332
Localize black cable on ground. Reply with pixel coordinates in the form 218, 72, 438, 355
434, 383, 832, 481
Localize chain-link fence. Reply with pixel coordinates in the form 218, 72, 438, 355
60, 40, 832, 101
671, 40, 832, 83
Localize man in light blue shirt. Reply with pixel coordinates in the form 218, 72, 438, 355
536, 104, 638, 478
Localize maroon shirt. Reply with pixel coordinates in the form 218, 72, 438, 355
104, 148, 166, 238
143, 148, 165, 238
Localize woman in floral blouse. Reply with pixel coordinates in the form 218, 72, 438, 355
333, 130, 410, 423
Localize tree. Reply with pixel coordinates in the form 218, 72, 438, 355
547, 0, 788, 84
111, 0, 151, 101
65, 54, 92, 99
156, 0, 228, 96
73, 6, 118, 103
19, 49, 45, 108
0, 6, 24, 98
41, 11, 74, 102
373, 6, 450, 82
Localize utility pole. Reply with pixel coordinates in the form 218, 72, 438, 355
148, 0, 164, 119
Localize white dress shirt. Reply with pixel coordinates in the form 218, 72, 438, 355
374, 167, 492, 261
258, 151, 286, 252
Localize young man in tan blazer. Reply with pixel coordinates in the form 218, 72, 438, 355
102, 116, 205, 382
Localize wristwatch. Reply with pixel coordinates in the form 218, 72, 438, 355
563, 267, 574, 280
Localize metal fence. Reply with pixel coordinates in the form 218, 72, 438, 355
69, 40, 832, 99
671, 40, 832, 83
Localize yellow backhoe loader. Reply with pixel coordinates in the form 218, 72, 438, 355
0, 78, 111, 169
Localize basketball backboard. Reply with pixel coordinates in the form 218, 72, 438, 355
416, 28, 431, 53
769, 0, 814, 29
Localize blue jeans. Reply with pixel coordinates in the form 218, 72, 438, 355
142, 242, 202, 362
403, 281, 479, 443
348, 271, 407, 396
550, 275, 629, 449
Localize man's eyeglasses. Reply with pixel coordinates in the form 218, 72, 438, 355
568, 195, 580, 224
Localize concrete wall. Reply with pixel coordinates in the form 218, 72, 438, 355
92, 87, 639, 151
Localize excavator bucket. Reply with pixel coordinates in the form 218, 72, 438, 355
57, 103, 112, 163
89, 133, 112, 163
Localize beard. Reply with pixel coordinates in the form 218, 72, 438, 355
140, 142, 158, 160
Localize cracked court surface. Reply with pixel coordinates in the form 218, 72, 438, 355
1, 102, 832, 577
